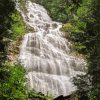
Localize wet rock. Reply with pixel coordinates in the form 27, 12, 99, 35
54, 95, 70, 100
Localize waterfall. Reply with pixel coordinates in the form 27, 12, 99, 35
18, 0, 86, 97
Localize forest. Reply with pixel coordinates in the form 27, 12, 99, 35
0, 0, 100, 100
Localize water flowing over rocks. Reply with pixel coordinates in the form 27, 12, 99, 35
18, 0, 86, 97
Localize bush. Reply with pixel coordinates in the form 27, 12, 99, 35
28, 90, 53, 100
10, 11, 27, 40
88, 88, 100, 100
0, 63, 27, 100
62, 23, 73, 32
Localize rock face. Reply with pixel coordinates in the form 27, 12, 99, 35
54, 95, 66, 100
18, 0, 86, 97
54, 94, 78, 100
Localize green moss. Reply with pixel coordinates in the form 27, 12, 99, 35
62, 23, 73, 32
10, 11, 27, 40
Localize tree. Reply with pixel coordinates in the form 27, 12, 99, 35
0, 0, 15, 81
72, 0, 100, 99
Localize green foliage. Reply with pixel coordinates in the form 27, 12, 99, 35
74, 21, 86, 31
28, 90, 53, 100
72, 0, 100, 99
74, 42, 86, 53
34, 0, 81, 22
62, 23, 73, 32
10, 11, 27, 40
73, 75, 91, 100
0, 0, 15, 36
88, 88, 100, 100
0, 63, 27, 100
0, 0, 15, 83
61, 23, 74, 39
70, 0, 94, 54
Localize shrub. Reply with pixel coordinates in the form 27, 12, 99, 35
10, 11, 27, 40
0, 63, 27, 100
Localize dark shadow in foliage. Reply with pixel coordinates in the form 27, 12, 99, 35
73, 74, 91, 100
0, 0, 15, 81
54, 95, 71, 100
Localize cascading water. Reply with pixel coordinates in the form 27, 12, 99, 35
18, 0, 86, 97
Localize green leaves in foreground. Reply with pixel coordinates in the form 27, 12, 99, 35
0, 63, 27, 100
28, 90, 54, 100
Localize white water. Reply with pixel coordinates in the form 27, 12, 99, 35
18, 0, 86, 97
